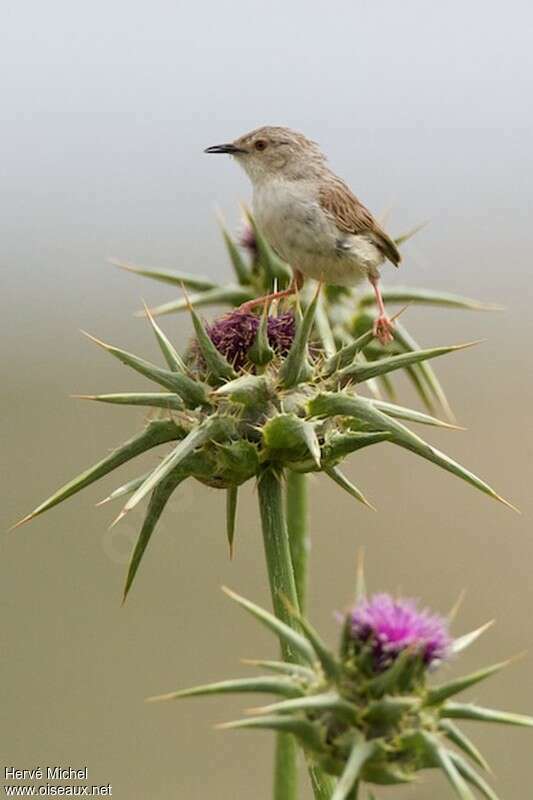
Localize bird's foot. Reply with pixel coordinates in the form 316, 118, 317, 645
237, 287, 296, 313
373, 314, 395, 346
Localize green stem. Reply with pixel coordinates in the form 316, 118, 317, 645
258, 468, 301, 800
286, 471, 309, 612
273, 734, 298, 800
258, 468, 334, 800
258, 468, 301, 656
347, 781, 360, 800
286, 471, 336, 800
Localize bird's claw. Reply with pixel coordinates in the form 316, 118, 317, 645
373, 315, 395, 346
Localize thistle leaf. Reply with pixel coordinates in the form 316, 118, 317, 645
448, 753, 500, 800
74, 392, 184, 411
394, 322, 455, 420
123, 471, 185, 601
110, 257, 216, 290
368, 399, 462, 430
324, 431, 390, 464
426, 659, 511, 705
143, 302, 187, 372
393, 221, 428, 246
405, 363, 438, 415
325, 466, 375, 511
309, 393, 515, 510
364, 696, 419, 724
114, 417, 230, 523
215, 374, 271, 406
82, 331, 209, 408
241, 659, 315, 681
315, 292, 337, 357
337, 342, 479, 384
439, 720, 491, 772
332, 735, 378, 800
147, 676, 301, 703
221, 587, 316, 665
263, 415, 321, 467
367, 648, 415, 696
356, 351, 384, 401
13, 420, 182, 528
226, 487, 238, 559
359, 285, 502, 312
97, 471, 152, 506
279, 284, 321, 388
281, 599, 341, 679
322, 330, 375, 377
362, 762, 416, 785
139, 286, 254, 318
248, 302, 275, 366
452, 620, 495, 655
219, 224, 251, 285
218, 714, 323, 752
251, 692, 358, 724
187, 302, 237, 383
375, 372, 396, 402
430, 741, 476, 800
441, 702, 533, 727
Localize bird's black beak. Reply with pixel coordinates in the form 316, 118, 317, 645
204, 143, 246, 155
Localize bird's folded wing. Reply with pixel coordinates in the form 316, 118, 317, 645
319, 178, 401, 267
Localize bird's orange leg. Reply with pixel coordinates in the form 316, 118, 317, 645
237, 270, 304, 312
369, 275, 394, 345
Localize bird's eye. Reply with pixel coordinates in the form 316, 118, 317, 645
254, 139, 267, 151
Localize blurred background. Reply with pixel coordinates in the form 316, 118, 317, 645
2, 1, 532, 797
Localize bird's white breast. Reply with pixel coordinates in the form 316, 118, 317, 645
252, 178, 383, 286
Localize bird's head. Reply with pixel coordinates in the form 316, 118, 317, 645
205, 126, 326, 183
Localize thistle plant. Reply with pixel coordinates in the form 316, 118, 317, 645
15, 213, 519, 800
16, 286, 512, 603
150, 564, 533, 800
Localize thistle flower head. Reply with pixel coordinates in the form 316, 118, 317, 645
157, 572, 533, 799
349, 593, 451, 668
206, 309, 295, 370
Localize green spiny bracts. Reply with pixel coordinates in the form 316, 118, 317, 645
151, 567, 533, 800
115, 211, 502, 419
15, 288, 514, 601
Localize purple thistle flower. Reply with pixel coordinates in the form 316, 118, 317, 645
239, 223, 258, 258
206, 310, 295, 370
349, 593, 451, 669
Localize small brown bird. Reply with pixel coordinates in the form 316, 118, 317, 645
205, 126, 401, 344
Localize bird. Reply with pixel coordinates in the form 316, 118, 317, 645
205, 125, 401, 344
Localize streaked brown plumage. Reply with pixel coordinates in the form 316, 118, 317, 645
205, 126, 401, 343
318, 178, 401, 268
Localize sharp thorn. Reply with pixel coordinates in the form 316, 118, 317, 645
390, 303, 412, 322
448, 589, 467, 621
80, 330, 110, 349
8, 512, 36, 531
108, 509, 128, 529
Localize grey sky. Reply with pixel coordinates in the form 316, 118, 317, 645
2, 0, 531, 309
